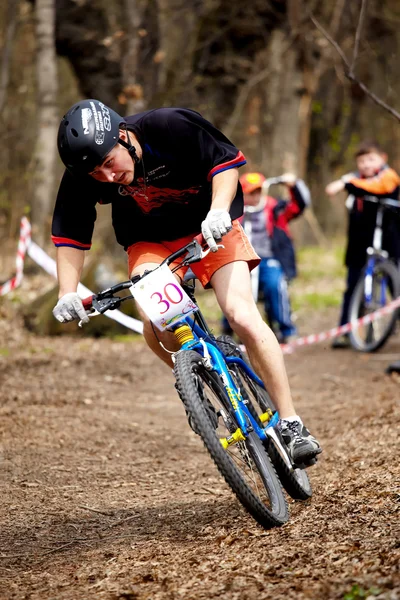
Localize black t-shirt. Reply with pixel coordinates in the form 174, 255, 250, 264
52, 108, 246, 251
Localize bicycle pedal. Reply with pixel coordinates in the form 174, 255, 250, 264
295, 456, 318, 470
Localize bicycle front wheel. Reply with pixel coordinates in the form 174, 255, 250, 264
348, 260, 400, 352
174, 350, 288, 528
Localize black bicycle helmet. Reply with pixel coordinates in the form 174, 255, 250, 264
57, 99, 136, 175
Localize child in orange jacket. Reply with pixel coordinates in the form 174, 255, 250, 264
326, 140, 400, 348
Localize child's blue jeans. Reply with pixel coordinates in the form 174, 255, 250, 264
258, 258, 296, 338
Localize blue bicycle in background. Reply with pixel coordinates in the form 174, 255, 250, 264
82, 238, 312, 529
348, 196, 400, 352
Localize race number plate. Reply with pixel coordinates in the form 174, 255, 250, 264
130, 264, 198, 331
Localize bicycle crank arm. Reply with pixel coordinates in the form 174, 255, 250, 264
266, 427, 293, 470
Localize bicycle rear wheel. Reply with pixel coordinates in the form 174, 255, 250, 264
174, 350, 288, 528
217, 336, 312, 501
349, 260, 400, 352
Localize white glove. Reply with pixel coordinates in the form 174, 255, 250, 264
53, 292, 89, 324
278, 172, 297, 185
201, 209, 232, 252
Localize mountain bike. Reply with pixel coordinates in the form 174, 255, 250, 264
81, 237, 312, 529
348, 196, 400, 352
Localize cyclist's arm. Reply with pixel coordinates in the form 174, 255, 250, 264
345, 168, 400, 196
56, 246, 85, 298
325, 173, 355, 196
210, 167, 239, 211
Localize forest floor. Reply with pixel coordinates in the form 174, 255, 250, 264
0, 289, 399, 600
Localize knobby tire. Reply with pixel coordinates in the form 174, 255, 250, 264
349, 260, 400, 352
174, 349, 288, 529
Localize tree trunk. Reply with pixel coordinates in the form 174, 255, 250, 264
0, 0, 18, 116
31, 0, 58, 248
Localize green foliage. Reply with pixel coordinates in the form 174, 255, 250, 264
291, 290, 341, 311
329, 126, 342, 154
312, 101, 323, 114
343, 584, 381, 599
291, 240, 346, 311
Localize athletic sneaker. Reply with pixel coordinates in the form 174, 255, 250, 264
279, 420, 322, 468
386, 360, 400, 375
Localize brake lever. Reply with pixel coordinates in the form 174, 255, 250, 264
199, 244, 224, 259
78, 296, 124, 328
78, 308, 100, 328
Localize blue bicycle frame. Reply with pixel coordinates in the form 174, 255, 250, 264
364, 254, 388, 306
172, 316, 279, 442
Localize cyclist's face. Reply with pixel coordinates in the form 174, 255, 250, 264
356, 151, 386, 178
244, 188, 262, 206
89, 131, 136, 184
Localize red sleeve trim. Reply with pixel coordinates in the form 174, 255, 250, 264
51, 236, 91, 250
207, 151, 246, 182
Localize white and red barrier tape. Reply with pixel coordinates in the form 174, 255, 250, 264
0, 217, 31, 296
280, 296, 400, 354
1, 217, 143, 334
2, 217, 400, 350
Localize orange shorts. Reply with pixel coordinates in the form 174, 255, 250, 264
127, 220, 260, 288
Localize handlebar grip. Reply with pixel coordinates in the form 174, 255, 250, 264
194, 233, 205, 246
82, 295, 94, 310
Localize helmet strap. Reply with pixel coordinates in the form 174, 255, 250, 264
118, 130, 141, 164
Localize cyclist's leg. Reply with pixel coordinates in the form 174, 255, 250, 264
211, 261, 320, 464
257, 258, 271, 320
210, 260, 295, 417
190, 223, 321, 465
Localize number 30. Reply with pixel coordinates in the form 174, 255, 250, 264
150, 283, 184, 314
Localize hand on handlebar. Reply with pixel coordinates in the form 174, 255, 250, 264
201, 209, 232, 252
53, 292, 90, 324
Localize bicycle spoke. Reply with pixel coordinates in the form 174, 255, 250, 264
227, 443, 263, 498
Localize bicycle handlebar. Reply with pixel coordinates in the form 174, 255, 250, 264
363, 196, 400, 209
80, 234, 208, 314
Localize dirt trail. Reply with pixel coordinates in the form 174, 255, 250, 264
0, 311, 399, 600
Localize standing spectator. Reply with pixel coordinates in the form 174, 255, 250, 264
326, 140, 400, 349
221, 172, 311, 343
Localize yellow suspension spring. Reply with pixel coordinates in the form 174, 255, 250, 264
220, 428, 246, 450
259, 408, 274, 424
174, 324, 194, 346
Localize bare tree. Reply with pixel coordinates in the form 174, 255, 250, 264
310, 0, 400, 122
0, 0, 18, 116
31, 0, 58, 247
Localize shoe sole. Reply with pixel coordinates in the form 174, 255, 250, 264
293, 447, 322, 469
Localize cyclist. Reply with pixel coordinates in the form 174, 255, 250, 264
221, 171, 310, 343
52, 99, 321, 467
326, 140, 400, 349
